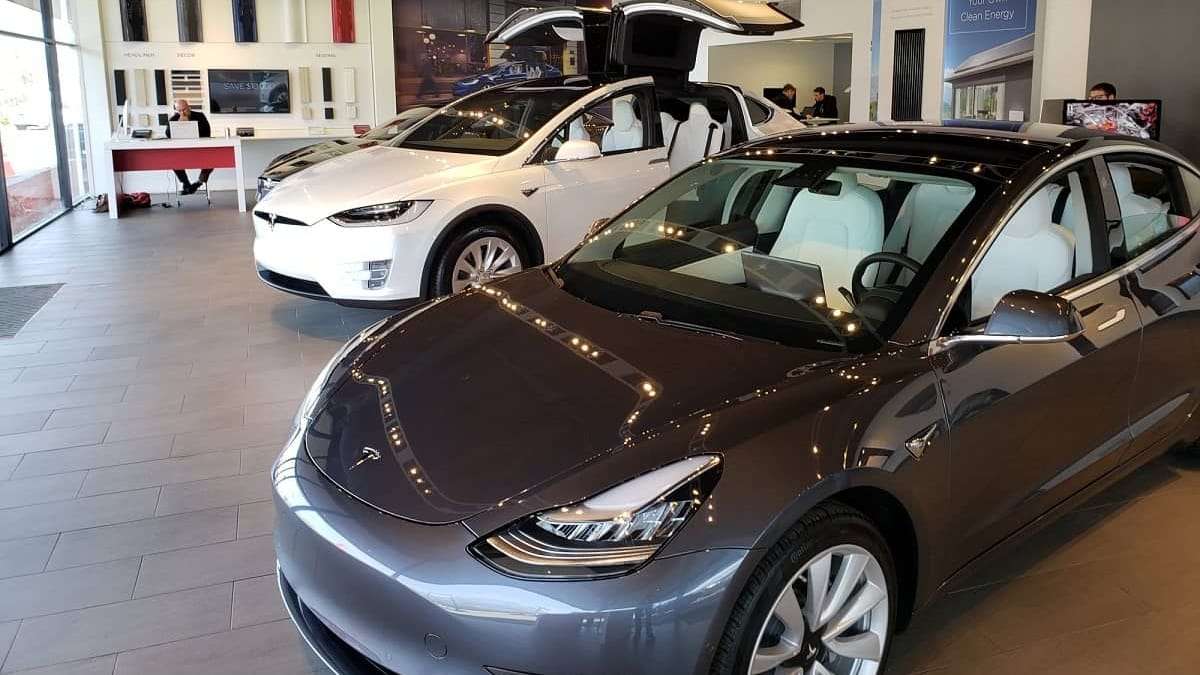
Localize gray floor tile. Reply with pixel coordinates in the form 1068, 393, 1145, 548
0, 488, 159, 542
155, 472, 272, 517
69, 364, 193, 393
0, 457, 17, 481
134, 535, 276, 598
0, 621, 17, 671
171, 419, 292, 457
0, 558, 140, 621
0, 424, 109, 458
236, 501, 275, 540
78, 450, 240, 496
112, 620, 325, 675
0, 411, 50, 437
0, 389, 126, 417
0, 536, 56, 580
232, 575, 287, 629
43, 398, 184, 431
0, 377, 74, 400
0, 472, 86, 509
2, 655, 118, 675
244, 399, 302, 426
10, 438, 172, 479
4, 583, 232, 672
47, 507, 237, 570
17, 357, 140, 383
240, 444, 281, 475
0, 342, 46, 357
104, 407, 243, 444
0, 349, 94, 370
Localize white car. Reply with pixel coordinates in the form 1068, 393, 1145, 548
253, 0, 804, 306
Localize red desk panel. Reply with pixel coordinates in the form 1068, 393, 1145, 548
112, 146, 236, 172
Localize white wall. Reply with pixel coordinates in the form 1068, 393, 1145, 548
1031, 0, 1092, 119
876, 0, 944, 122
691, 0, 875, 123
707, 41, 836, 109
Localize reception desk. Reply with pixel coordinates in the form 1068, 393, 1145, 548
104, 138, 246, 219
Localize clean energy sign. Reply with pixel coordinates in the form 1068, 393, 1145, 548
949, 0, 1031, 34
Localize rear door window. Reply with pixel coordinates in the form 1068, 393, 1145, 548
1104, 157, 1198, 261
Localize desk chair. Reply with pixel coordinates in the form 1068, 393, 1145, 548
166, 173, 212, 208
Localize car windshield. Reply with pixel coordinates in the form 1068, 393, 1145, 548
558, 159, 985, 351
395, 80, 595, 156
361, 109, 431, 140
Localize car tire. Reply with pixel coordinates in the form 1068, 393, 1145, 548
710, 502, 898, 675
431, 224, 529, 297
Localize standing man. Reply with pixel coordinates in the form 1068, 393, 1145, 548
1088, 82, 1118, 100
809, 86, 839, 120
167, 98, 213, 195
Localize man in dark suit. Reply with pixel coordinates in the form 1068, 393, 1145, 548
166, 98, 213, 195
809, 86, 839, 120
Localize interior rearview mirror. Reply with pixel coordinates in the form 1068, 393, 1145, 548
985, 290, 1085, 342
554, 140, 602, 163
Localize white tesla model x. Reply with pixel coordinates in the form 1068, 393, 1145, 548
253, 1, 804, 306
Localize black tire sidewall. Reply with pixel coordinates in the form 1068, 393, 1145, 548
721, 510, 898, 675
431, 224, 528, 297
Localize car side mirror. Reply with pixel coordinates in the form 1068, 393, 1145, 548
933, 290, 1085, 353
553, 140, 601, 163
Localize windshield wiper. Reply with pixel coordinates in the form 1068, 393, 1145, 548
625, 311, 744, 342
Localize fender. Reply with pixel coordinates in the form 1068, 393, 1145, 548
419, 204, 545, 298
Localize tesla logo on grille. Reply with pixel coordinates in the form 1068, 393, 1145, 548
350, 446, 381, 470
268, 213, 277, 230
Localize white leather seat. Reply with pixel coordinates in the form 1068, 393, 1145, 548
668, 103, 724, 174
1109, 163, 1171, 251
768, 172, 885, 311
883, 183, 974, 282
971, 187, 1074, 320
568, 116, 589, 142
601, 98, 643, 152
660, 112, 680, 151
1059, 172, 1092, 276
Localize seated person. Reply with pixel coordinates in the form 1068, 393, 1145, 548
166, 98, 212, 195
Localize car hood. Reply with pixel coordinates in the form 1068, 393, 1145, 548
257, 145, 497, 224
304, 270, 849, 525
261, 138, 379, 180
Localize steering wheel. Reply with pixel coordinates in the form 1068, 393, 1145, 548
851, 253, 922, 321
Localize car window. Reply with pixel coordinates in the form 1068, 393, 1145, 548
746, 97, 771, 126
543, 91, 651, 159
1104, 158, 1198, 261
559, 160, 981, 350
964, 166, 1097, 323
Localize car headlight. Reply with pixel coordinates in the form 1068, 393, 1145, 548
294, 318, 389, 429
471, 455, 721, 580
329, 200, 432, 227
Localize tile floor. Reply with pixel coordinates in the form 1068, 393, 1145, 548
0, 194, 1197, 674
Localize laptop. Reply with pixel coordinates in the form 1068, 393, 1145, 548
169, 121, 200, 139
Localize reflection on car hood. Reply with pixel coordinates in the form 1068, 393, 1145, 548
261, 138, 379, 181
304, 270, 845, 525
256, 145, 497, 224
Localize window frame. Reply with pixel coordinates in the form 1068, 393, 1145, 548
534, 84, 661, 163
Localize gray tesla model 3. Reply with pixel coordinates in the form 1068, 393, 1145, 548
273, 121, 1200, 675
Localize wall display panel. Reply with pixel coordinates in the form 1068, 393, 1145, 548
321, 66, 332, 102
119, 0, 149, 41
298, 66, 311, 103
324, 107, 334, 120
943, 0, 1038, 122
176, 0, 202, 42
113, 69, 128, 105
331, 0, 354, 43
132, 68, 148, 106
343, 67, 355, 103
157, 112, 169, 125
231, 0, 257, 42
170, 69, 204, 111
282, 0, 306, 42
153, 69, 167, 105
891, 28, 924, 121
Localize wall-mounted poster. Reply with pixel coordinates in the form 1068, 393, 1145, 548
391, 0, 610, 111
943, 0, 1038, 122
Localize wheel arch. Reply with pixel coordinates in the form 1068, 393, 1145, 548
420, 204, 546, 298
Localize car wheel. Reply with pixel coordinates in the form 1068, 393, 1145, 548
711, 502, 897, 675
432, 224, 528, 296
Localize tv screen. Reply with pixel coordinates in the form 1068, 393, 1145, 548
1063, 99, 1162, 140
208, 69, 290, 114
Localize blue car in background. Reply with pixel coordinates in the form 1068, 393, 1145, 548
452, 60, 563, 97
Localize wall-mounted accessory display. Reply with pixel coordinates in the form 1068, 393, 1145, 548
324, 108, 334, 120
209, 69, 290, 113
119, 0, 149, 42
343, 67, 355, 103
321, 67, 333, 102
132, 69, 148, 107
114, 70, 128, 106
298, 66, 312, 104
283, 0, 307, 43
154, 70, 168, 106
236, 127, 256, 137
170, 69, 204, 111
346, 104, 357, 118
232, 0, 258, 43
332, 0, 355, 43
177, 0, 203, 42
158, 113, 169, 126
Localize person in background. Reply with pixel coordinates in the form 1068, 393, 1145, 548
779, 83, 798, 112
166, 98, 212, 195
809, 86, 839, 120
1088, 82, 1118, 101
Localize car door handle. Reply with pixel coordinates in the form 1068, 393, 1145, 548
649, 157, 669, 165
1097, 308, 1126, 332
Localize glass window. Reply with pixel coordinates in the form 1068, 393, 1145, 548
50, 0, 76, 44
965, 167, 1094, 322
55, 44, 88, 202
0, 0, 45, 39
746, 97, 771, 126
543, 92, 650, 159
1105, 159, 1195, 261
559, 160, 981, 349
2, 34, 65, 241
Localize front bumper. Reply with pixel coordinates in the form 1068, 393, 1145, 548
272, 431, 752, 675
252, 210, 434, 304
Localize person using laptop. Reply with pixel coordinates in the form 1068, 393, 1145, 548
808, 86, 839, 120
166, 98, 212, 195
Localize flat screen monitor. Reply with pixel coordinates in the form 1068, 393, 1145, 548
208, 69, 290, 114
1062, 99, 1162, 141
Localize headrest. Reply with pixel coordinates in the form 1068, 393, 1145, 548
612, 99, 637, 131
687, 103, 715, 126
1004, 186, 1054, 239
829, 172, 859, 189
569, 117, 588, 141
1109, 163, 1134, 196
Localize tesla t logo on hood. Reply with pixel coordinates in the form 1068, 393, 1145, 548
350, 446, 381, 470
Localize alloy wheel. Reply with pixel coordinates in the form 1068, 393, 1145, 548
748, 544, 889, 675
451, 236, 523, 293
